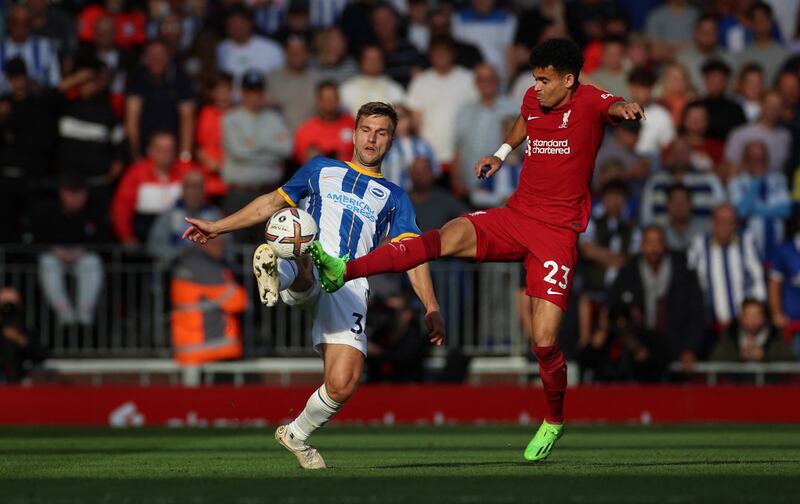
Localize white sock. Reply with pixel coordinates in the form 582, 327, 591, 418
287, 385, 343, 442
277, 258, 298, 291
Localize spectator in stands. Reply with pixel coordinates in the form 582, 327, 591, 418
596, 225, 704, 381
267, 35, 319, 134
312, 27, 358, 84
644, 0, 698, 63
382, 104, 438, 191
735, 63, 765, 123
407, 0, 429, 54
657, 62, 695, 127
85, 14, 129, 117
451, 0, 516, 83
586, 36, 629, 99
222, 70, 292, 241
30, 175, 111, 327
661, 183, 706, 253
728, 141, 791, 256
77, 0, 146, 51
676, 14, 732, 93
112, 131, 196, 245
371, 3, 423, 88
366, 295, 428, 383
170, 234, 246, 366
688, 203, 767, 327
408, 36, 477, 173
725, 91, 792, 173
640, 138, 725, 228
293, 81, 355, 164
216, 6, 284, 90
408, 157, 469, 232
427, 6, 483, 70
147, 170, 222, 267
712, 299, 794, 362
339, 44, 405, 117
0, 58, 58, 242
194, 73, 233, 199
627, 67, 676, 158
0, 287, 46, 384
56, 58, 125, 199
453, 63, 516, 197
125, 40, 195, 161
27, 0, 77, 64
735, 2, 790, 87
594, 120, 651, 200
678, 102, 724, 174
0, 5, 61, 93
696, 60, 747, 142
580, 180, 638, 298
577, 181, 639, 378
768, 208, 800, 356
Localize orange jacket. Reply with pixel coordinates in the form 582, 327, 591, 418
170, 256, 247, 366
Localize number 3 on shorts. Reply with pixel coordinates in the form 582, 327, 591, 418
543, 260, 570, 290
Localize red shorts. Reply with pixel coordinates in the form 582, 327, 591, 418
463, 207, 579, 311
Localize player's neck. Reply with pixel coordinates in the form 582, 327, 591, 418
548, 87, 578, 111
348, 158, 383, 176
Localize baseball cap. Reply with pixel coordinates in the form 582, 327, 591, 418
241, 69, 265, 90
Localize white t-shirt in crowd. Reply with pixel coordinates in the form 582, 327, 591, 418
407, 66, 478, 163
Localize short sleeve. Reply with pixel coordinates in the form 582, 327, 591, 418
388, 190, 421, 242
585, 85, 624, 125
278, 158, 320, 206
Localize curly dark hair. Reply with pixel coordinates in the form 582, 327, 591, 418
528, 38, 584, 81
355, 102, 398, 135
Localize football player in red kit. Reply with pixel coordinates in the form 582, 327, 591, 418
311, 38, 645, 461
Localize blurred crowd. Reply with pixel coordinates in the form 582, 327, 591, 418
2, 0, 800, 383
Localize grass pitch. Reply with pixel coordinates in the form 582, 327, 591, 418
2, 424, 800, 503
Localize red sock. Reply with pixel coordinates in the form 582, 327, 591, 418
345, 230, 441, 281
533, 344, 567, 424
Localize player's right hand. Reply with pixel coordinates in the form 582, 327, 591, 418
182, 217, 218, 244
474, 155, 503, 180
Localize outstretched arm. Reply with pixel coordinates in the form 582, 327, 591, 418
182, 190, 289, 243
473, 113, 528, 180
406, 262, 445, 346
608, 101, 647, 121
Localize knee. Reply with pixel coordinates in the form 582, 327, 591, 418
531, 330, 559, 347
325, 374, 359, 403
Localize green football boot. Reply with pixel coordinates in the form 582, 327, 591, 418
309, 241, 348, 293
523, 420, 564, 462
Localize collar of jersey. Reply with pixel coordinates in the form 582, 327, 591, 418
346, 161, 384, 178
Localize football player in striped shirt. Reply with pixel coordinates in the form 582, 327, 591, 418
183, 102, 444, 469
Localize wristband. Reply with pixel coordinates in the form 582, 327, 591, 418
493, 143, 513, 161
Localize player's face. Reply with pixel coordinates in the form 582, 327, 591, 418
353, 114, 393, 167
532, 66, 575, 110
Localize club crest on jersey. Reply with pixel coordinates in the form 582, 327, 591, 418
559, 109, 572, 129
369, 186, 388, 200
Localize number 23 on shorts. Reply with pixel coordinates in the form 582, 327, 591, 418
543, 260, 570, 294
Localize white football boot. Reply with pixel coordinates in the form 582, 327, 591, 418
274, 425, 327, 470
253, 244, 279, 307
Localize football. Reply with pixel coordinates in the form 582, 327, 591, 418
264, 207, 318, 259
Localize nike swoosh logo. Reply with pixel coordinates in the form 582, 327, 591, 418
527, 115, 539, 120
546, 288, 563, 296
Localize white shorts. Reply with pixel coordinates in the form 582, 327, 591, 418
280, 268, 369, 356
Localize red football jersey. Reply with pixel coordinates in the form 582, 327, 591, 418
507, 84, 623, 233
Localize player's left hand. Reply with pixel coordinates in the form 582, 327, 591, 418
616, 102, 646, 121
424, 309, 445, 346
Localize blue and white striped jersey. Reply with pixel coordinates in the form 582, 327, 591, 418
278, 156, 421, 259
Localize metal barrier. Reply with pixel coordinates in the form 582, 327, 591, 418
0, 245, 527, 358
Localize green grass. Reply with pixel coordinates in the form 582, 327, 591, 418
2, 425, 800, 503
